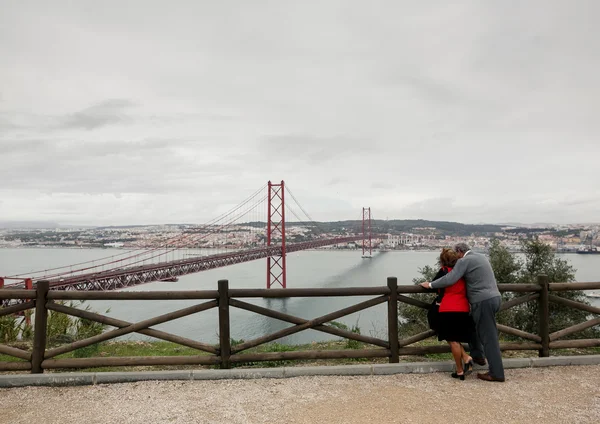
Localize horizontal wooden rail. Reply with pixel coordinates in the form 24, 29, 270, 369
47, 290, 219, 300
549, 339, 600, 349
497, 284, 542, 293
229, 287, 390, 298
230, 348, 391, 363
397, 342, 543, 356
42, 355, 220, 369
396, 285, 431, 294
0, 361, 32, 371
549, 282, 600, 291
0, 290, 35, 300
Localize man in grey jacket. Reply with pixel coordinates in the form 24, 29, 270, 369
421, 243, 505, 382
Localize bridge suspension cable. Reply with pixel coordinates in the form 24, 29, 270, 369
4, 184, 268, 282
88, 193, 268, 276
284, 184, 330, 236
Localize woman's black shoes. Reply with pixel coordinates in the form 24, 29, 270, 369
451, 372, 465, 380
464, 360, 474, 376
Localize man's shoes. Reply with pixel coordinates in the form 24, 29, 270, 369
472, 357, 487, 366
477, 372, 505, 382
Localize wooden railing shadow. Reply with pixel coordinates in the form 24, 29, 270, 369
1, 276, 599, 373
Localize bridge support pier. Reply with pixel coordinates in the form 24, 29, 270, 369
267, 181, 286, 289
362, 207, 372, 258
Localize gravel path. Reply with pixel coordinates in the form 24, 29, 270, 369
1, 366, 599, 424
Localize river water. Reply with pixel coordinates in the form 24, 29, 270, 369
1, 248, 599, 345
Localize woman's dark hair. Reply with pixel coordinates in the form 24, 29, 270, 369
439, 248, 459, 268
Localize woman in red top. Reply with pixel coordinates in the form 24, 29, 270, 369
431, 248, 475, 380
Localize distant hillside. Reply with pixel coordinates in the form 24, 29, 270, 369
283, 219, 505, 236
380, 219, 504, 235
0, 219, 506, 237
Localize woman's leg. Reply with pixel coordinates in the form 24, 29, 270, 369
461, 345, 472, 363
448, 341, 464, 374
461, 345, 473, 374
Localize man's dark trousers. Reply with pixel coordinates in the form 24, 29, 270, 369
469, 296, 505, 379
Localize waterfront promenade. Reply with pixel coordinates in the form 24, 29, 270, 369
1, 365, 599, 424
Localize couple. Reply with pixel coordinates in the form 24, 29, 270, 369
420, 243, 505, 382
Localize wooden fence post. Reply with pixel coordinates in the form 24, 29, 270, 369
538, 275, 550, 357
218, 279, 231, 369
31, 280, 49, 373
387, 277, 399, 363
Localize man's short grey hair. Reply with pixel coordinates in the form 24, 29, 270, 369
454, 243, 470, 253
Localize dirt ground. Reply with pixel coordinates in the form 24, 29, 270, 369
1, 365, 599, 424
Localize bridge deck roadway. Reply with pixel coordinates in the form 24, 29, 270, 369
1, 365, 599, 423
3, 236, 368, 292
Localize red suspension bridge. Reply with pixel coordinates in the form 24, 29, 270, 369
1, 181, 379, 296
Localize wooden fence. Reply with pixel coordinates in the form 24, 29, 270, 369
1, 276, 599, 373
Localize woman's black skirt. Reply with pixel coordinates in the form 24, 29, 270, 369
437, 312, 475, 343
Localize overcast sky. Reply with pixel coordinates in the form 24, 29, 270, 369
1, 0, 599, 226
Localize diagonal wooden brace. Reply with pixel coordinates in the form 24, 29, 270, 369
230, 298, 389, 349
45, 300, 218, 358
231, 295, 388, 353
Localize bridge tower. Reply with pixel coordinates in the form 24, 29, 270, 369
267, 180, 286, 288
362, 207, 372, 258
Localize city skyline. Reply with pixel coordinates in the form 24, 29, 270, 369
1, 1, 599, 226
0, 216, 598, 230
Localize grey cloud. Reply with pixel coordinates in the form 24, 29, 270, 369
148, 112, 237, 124
61, 99, 136, 130
1, 1, 600, 225
1, 139, 48, 153
0, 116, 18, 132
378, 72, 467, 106
1, 137, 245, 195
559, 196, 600, 208
0, 109, 234, 135
399, 197, 458, 217
371, 183, 395, 190
260, 134, 375, 165
393, 195, 600, 226
327, 177, 346, 186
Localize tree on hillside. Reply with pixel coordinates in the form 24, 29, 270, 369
493, 238, 597, 339
398, 265, 438, 337
399, 238, 599, 340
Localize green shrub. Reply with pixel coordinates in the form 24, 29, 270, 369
328, 320, 363, 349
0, 315, 21, 343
